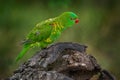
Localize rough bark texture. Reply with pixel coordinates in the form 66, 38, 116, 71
8, 42, 115, 80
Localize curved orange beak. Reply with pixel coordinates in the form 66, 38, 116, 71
75, 19, 79, 24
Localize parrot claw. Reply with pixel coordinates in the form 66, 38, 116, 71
30, 42, 41, 48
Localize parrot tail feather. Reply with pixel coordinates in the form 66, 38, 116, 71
15, 45, 30, 62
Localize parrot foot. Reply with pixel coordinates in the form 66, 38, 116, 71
30, 42, 41, 48
45, 38, 52, 43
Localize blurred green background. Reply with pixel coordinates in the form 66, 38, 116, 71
0, 0, 120, 79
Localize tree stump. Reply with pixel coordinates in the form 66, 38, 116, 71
8, 42, 115, 80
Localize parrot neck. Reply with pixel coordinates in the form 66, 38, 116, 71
52, 18, 65, 31
57, 17, 73, 30
55, 18, 68, 31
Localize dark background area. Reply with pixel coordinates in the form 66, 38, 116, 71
0, 0, 120, 79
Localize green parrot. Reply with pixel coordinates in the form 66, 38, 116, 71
16, 12, 79, 62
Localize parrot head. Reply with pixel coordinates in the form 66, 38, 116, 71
59, 12, 79, 27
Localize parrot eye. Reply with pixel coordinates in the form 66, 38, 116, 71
70, 18, 74, 20
70, 18, 76, 20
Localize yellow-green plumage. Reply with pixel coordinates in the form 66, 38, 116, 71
16, 12, 79, 62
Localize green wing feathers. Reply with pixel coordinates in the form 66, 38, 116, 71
15, 45, 30, 62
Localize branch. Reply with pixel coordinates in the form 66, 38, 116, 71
8, 42, 116, 80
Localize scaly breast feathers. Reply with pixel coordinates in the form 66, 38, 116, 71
44, 22, 63, 43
